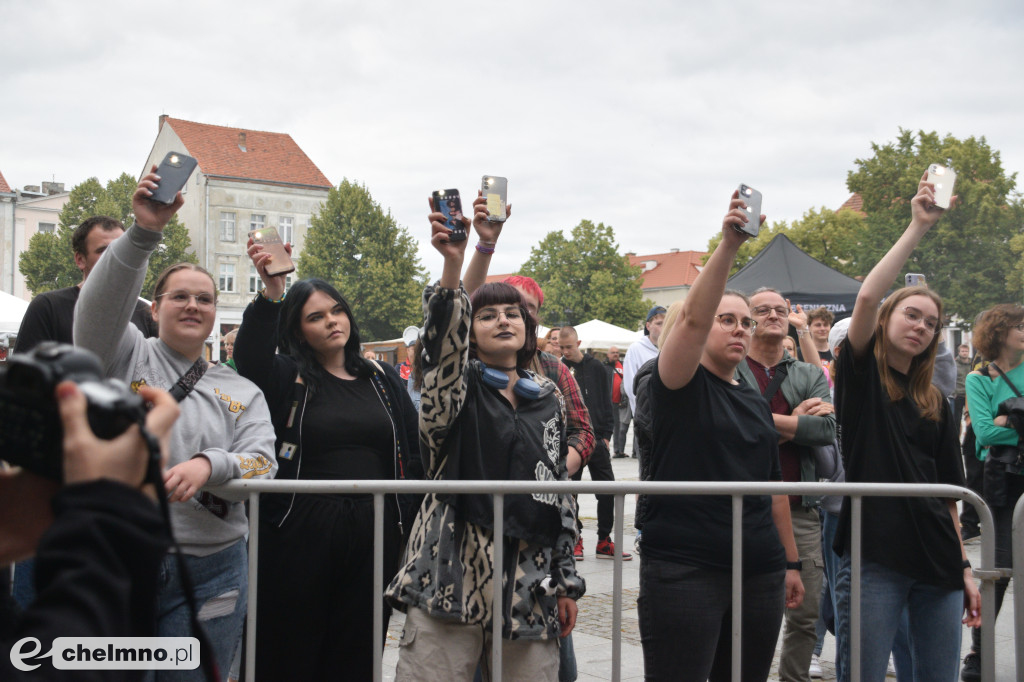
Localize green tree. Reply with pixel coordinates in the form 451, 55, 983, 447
299, 179, 428, 341
518, 220, 651, 329
19, 173, 196, 297
847, 129, 1022, 324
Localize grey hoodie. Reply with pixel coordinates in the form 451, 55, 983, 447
74, 223, 277, 555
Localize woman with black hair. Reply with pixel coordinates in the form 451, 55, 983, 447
234, 242, 422, 681
385, 203, 583, 682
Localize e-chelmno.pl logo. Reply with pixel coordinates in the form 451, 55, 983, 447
10, 637, 199, 672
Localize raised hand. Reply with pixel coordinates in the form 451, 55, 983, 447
133, 165, 185, 231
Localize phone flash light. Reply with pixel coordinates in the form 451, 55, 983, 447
486, 178, 493, 186
254, 232, 262, 239
933, 167, 945, 176
743, 188, 752, 196
170, 155, 179, 164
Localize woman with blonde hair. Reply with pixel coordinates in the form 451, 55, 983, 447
832, 171, 980, 680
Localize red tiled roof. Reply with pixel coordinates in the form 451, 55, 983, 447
0, 169, 11, 194
161, 117, 332, 188
839, 193, 865, 215
628, 250, 706, 289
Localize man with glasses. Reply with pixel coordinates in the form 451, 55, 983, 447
736, 287, 835, 682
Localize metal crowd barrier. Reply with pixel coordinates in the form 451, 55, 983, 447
1013, 493, 1024, 678
210, 480, 996, 682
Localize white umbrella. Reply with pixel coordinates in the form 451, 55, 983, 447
0, 290, 29, 334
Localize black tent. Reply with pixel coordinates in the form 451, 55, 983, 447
726, 234, 862, 320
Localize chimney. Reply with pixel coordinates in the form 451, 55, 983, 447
625, 251, 636, 257
159, 114, 168, 132
41, 181, 64, 195
238, 132, 247, 152
670, 248, 679, 253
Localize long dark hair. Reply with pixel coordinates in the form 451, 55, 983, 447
469, 282, 537, 370
279, 278, 369, 396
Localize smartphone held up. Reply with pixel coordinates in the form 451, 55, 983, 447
481, 175, 508, 222
249, 226, 295, 277
432, 189, 466, 242
926, 164, 956, 210
149, 151, 198, 205
733, 183, 763, 237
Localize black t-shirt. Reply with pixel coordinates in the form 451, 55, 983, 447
644, 362, 785, 575
301, 373, 395, 483
835, 336, 965, 590
14, 286, 157, 353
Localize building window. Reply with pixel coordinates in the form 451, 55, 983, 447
219, 262, 236, 293
38, 222, 56, 234
220, 212, 236, 242
285, 274, 294, 291
249, 265, 260, 294
250, 214, 265, 232
279, 216, 293, 245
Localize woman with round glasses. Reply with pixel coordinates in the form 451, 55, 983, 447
959, 304, 1024, 677
73, 169, 278, 678
386, 201, 583, 682
832, 172, 979, 680
639, 191, 803, 681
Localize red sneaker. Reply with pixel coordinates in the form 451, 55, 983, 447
596, 537, 632, 561
574, 537, 584, 561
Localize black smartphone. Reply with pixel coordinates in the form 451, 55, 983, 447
150, 152, 198, 205
481, 175, 508, 222
734, 184, 763, 237
432, 189, 466, 242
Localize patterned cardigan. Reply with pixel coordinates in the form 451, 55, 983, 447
384, 284, 585, 640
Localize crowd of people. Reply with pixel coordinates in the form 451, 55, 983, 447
1, 165, 1015, 682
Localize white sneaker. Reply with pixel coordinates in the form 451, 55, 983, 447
887, 653, 896, 675
809, 654, 823, 678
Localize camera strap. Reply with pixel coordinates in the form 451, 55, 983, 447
169, 357, 208, 403
761, 362, 789, 404
990, 363, 1024, 398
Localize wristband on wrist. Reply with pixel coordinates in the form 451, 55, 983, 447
786, 560, 802, 571
797, 327, 809, 336
476, 241, 496, 255
962, 559, 972, 570
259, 288, 285, 303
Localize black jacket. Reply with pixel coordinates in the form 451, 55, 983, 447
234, 294, 423, 530
632, 358, 656, 528
562, 353, 614, 440
1, 482, 169, 681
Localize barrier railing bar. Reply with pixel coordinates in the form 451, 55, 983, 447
244, 492, 258, 682
731, 494, 743, 682
373, 493, 385, 682
611, 494, 624, 682
1012, 494, 1024, 681
850, 496, 861, 682
207, 481, 996, 682
493, 493, 504, 682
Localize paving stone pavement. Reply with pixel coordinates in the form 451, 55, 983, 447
381, 455, 1018, 681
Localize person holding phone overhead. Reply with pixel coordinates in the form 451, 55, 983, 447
234, 236, 421, 680
386, 197, 584, 682
73, 167, 278, 680
638, 190, 803, 682
831, 171, 980, 681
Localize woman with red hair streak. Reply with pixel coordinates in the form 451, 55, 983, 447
832, 171, 980, 681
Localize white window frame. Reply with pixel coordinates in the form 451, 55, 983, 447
38, 222, 56, 234
220, 212, 236, 242
279, 216, 293, 245
250, 214, 265, 232
219, 261, 236, 293
249, 265, 260, 294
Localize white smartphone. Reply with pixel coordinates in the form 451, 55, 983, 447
734, 183, 763, 237
481, 175, 508, 222
926, 164, 956, 210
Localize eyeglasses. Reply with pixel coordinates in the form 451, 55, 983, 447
1012, 323, 1024, 332
716, 313, 757, 334
473, 307, 524, 326
751, 305, 789, 318
900, 306, 940, 334
156, 290, 217, 309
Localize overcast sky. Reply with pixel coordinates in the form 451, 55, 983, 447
2, 0, 1022, 280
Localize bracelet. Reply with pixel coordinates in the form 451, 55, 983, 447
786, 560, 802, 571
962, 559, 972, 570
797, 327, 809, 336
259, 288, 285, 303
476, 241, 496, 255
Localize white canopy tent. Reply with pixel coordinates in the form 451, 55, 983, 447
571, 319, 643, 351
0, 290, 29, 334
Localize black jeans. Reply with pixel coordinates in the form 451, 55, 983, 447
254, 494, 401, 681
970, 472, 1024, 652
638, 557, 785, 682
571, 439, 614, 540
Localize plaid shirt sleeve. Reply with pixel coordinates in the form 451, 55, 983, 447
542, 354, 595, 465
